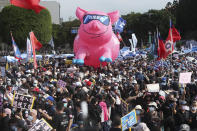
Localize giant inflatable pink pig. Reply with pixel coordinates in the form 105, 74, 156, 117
73, 7, 120, 68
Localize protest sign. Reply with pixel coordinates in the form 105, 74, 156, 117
121, 110, 137, 131
57, 80, 67, 88
179, 72, 192, 84
65, 60, 72, 65
173, 54, 179, 58
147, 84, 160, 92
29, 118, 53, 131
0, 67, 5, 77
120, 98, 128, 116
12, 93, 35, 110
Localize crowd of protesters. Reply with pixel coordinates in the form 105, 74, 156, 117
0, 52, 197, 131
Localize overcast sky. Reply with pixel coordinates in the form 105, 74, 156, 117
59, 0, 173, 21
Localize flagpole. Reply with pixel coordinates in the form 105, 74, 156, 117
156, 27, 159, 63
170, 18, 173, 74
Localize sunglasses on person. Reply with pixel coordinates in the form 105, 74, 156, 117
83, 14, 110, 26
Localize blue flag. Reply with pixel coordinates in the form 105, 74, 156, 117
152, 39, 155, 55
48, 37, 54, 49
26, 37, 32, 62
114, 17, 126, 33
11, 34, 21, 59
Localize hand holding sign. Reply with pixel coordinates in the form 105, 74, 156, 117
12, 93, 35, 110
121, 110, 137, 131
29, 118, 53, 131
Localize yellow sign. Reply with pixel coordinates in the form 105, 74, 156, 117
65, 60, 72, 65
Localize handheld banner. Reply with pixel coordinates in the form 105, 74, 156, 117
57, 80, 67, 88
65, 60, 72, 65
121, 110, 137, 131
12, 93, 35, 110
147, 84, 160, 92
28, 118, 53, 131
179, 72, 192, 84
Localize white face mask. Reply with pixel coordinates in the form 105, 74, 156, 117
33, 83, 37, 87
114, 86, 118, 90
191, 107, 197, 111
28, 115, 33, 122
7, 81, 11, 86
17, 82, 22, 87
17, 73, 21, 78
31, 70, 34, 74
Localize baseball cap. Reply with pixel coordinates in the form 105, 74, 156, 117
135, 105, 142, 110
132, 80, 137, 84
46, 96, 54, 102
148, 102, 158, 108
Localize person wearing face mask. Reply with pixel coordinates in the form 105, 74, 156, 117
39, 96, 55, 124
144, 102, 161, 131
52, 101, 73, 131
136, 68, 145, 82
33, 80, 38, 88
0, 108, 11, 131
27, 109, 39, 128
175, 103, 190, 127
135, 105, 143, 123
189, 101, 197, 130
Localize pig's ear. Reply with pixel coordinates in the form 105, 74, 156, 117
107, 10, 119, 24
76, 7, 87, 21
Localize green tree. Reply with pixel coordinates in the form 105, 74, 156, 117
0, 5, 52, 49
122, 9, 175, 46
176, 0, 197, 40
52, 19, 80, 49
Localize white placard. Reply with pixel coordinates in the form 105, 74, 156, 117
179, 72, 192, 84
147, 84, 160, 92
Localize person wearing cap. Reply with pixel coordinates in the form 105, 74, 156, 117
135, 105, 143, 123
38, 96, 55, 122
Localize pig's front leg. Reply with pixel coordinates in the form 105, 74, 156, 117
73, 47, 87, 65
99, 48, 112, 63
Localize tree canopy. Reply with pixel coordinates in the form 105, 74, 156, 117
0, 5, 52, 48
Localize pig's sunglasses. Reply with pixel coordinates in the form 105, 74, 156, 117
83, 14, 110, 26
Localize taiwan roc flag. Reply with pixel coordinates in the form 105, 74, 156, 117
11, 33, 22, 60
165, 19, 181, 55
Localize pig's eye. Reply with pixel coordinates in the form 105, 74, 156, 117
83, 14, 110, 26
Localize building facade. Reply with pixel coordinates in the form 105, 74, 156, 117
40, 0, 61, 24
